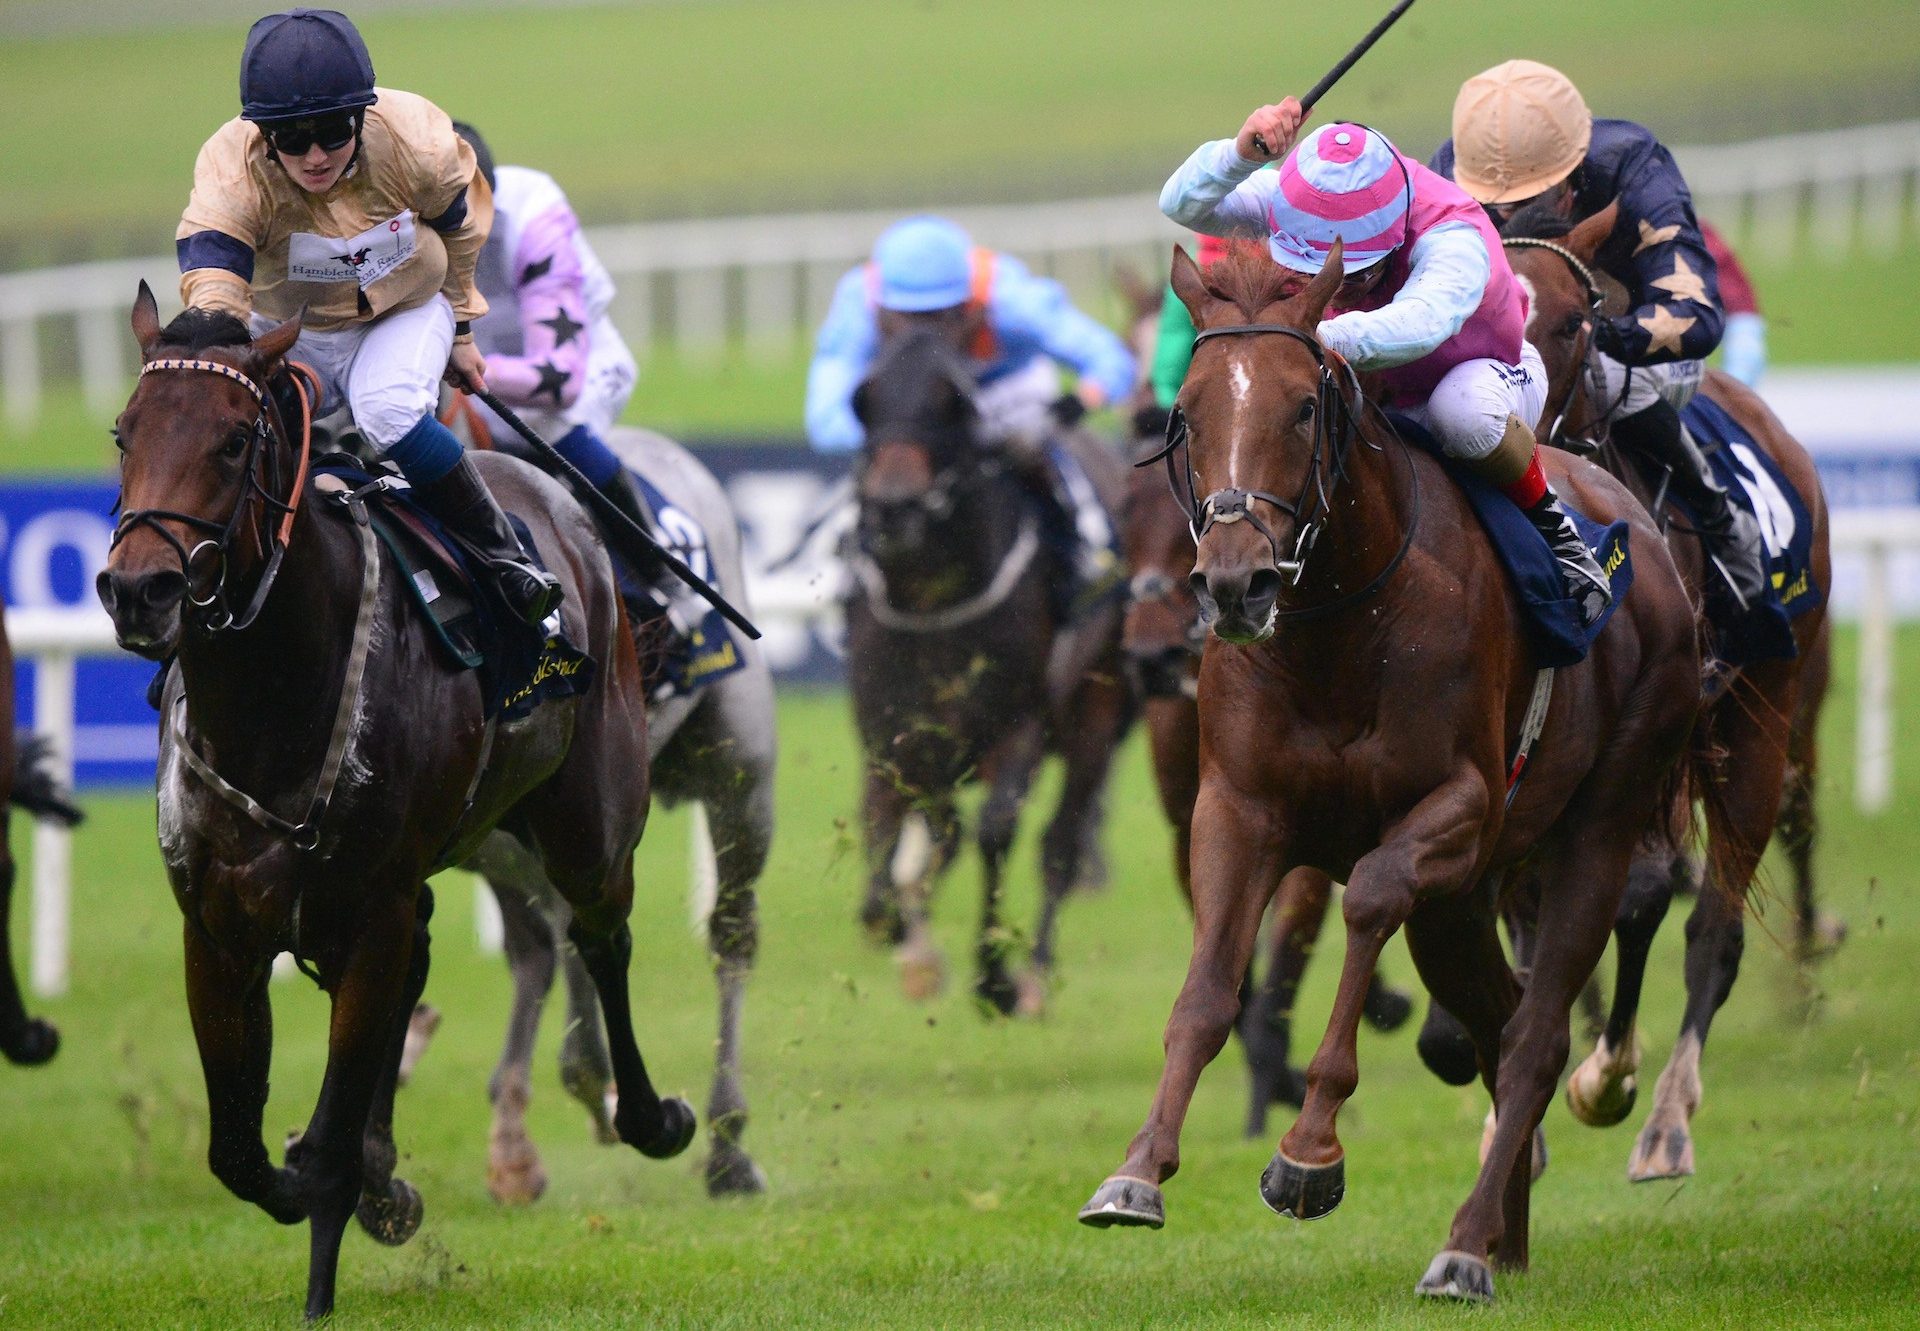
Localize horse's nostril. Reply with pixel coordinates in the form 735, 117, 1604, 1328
94, 569, 118, 613
136, 570, 187, 612
1245, 567, 1282, 612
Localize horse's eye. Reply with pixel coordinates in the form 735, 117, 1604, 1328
109, 427, 125, 453
218, 427, 252, 460
1295, 399, 1317, 427
1559, 314, 1585, 340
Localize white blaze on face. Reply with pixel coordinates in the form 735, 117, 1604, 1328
1516, 274, 1540, 339
1225, 354, 1257, 482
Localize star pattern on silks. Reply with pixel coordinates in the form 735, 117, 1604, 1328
1649, 254, 1710, 307
1634, 219, 1682, 254
1638, 305, 1697, 357
539, 307, 585, 346
531, 359, 570, 404
519, 255, 554, 284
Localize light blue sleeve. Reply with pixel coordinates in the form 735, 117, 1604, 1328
1315, 223, 1490, 371
989, 257, 1137, 405
1159, 138, 1277, 238
804, 267, 880, 451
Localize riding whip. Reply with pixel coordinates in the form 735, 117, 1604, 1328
1250, 0, 1422, 155
472, 389, 762, 640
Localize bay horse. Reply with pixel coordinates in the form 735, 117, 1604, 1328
2, 610, 84, 1066
412, 425, 777, 1204
1122, 423, 1411, 1137
1078, 242, 1705, 1303
849, 328, 1130, 1015
1498, 203, 1833, 1180
99, 285, 694, 1320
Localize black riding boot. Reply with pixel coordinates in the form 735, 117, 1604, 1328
1011, 444, 1117, 618
1522, 484, 1613, 629
413, 454, 564, 626
1615, 399, 1769, 609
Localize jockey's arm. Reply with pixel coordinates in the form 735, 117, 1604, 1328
177, 124, 263, 320
805, 268, 879, 451
992, 260, 1137, 409
1597, 143, 1723, 366
1159, 139, 1280, 238
1316, 224, 1489, 371
481, 203, 593, 410
411, 118, 493, 329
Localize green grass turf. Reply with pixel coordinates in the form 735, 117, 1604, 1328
1, 627, 1917, 1327
1, 0, 1917, 263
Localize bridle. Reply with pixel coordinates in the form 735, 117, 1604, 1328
1138, 321, 1419, 621
112, 355, 318, 632
1501, 237, 1625, 456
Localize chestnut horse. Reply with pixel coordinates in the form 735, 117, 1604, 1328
1079, 243, 1703, 1303
99, 286, 694, 1320
1499, 204, 1833, 1179
849, 328, 1130, 1015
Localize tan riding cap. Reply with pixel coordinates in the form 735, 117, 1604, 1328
1451, 59, 1593, 205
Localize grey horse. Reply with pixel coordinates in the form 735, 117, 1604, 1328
403, 425, 776, 1201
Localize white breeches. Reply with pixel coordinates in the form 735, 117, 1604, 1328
977, 355, 1063, 444
1596, 354, 1704, 420
255, 295, 455, 450
1400, 340, 1549, 461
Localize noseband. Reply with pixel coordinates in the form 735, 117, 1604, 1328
1501, 237, 1626, 455
112, 356, 317, 632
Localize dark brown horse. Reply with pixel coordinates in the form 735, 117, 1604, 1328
98, 286, 694, 1320
1, 611, 84, 1066
1079, 243, 1705, 1303
1499, 204, 1833, 1179
849, 328, 1130, 1015
1121, 432, 1410, 1135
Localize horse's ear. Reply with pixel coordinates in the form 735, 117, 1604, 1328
131, 281, 162, 353
1566, 201, 1620, 263
1291, 241, 1345, 326
251, 308, 303, 366
1169, 244, 1211, 325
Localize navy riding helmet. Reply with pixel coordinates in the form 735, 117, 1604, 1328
239, 9, 378, 122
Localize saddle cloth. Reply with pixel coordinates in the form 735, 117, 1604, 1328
1388, 414, 1635, 670
611, 472, 747, 702
1676, 393, 1822, 665
312, 463, 594, 721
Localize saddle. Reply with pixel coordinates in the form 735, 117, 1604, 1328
311, 461, 593, 720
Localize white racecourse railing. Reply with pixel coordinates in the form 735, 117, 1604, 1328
3, 121, 1917, 429
9, 508, 1920, 996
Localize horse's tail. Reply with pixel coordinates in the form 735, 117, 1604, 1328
1670, 651, 1757, 909
9, 733, 84, 827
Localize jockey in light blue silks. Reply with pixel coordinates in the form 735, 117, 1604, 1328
806, 216, 1138, 610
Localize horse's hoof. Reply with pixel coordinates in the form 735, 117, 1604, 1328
1566, 1047, 1638, 1128
1415, 1249, 1495, 1304
1627, 1121, 1694, 1182
859, 897, 903, 947
705, 1148, 769, 1197
1362, 983, 1415, 1033
487, 1134, 549, 1205
1799, 911, 1848, 962
1078, 1175, 1165, 1228
355, 1177, 424, 1246
396, 1003, 440, 1087
1013, 968, 1049, 1019
1, 1018, 59, 1067
1259, 1150, 1344, 1220
590, 1086, 620, 1146
637, 1096, 698, 1160
896, 938, 947, 1002
1416, 1008, 1479, 1087
973, 966, 1020, 1018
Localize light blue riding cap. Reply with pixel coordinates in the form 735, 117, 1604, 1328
872, 216, 974, 312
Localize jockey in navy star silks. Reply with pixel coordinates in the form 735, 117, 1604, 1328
1432, 59, 1769, 615
174, 8, 559, 625
806, 216, 1138, 607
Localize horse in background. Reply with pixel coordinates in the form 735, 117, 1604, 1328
1497, 202, 1834, 1181
2, 606, 84, 1066
1081, 242, 1704, 1304
100, 286, 696, 1320
849, 328, 1130, 1015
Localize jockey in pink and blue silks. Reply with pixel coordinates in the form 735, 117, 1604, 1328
1160, 97, 1611, 624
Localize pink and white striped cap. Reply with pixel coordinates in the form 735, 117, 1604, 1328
1266, 123, 1412, 274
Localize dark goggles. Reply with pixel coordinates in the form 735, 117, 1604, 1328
263, 112, 360, 157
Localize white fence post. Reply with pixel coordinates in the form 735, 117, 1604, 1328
1856, 542, 1894, 813
28, 648, 75, 997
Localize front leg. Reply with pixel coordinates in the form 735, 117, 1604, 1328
1267, 777, 1488, 1220
357, 885, 433, 1245
1079, 775, 1282, 1229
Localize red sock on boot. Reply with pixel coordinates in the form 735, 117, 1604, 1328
1500, 448, 1549, 510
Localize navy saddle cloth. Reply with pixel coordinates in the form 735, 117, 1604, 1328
609, 472, 746, 701
313, 463, 593, 721
1386, 414, 1633, 670
1674, 393, 1822, 666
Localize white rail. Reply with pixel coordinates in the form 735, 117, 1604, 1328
9, 508, 1920, 996
3, 120, 1915, 428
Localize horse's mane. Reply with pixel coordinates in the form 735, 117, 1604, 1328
157, 307, 252, 352
1499, 201, 1575, 241
1199, 239, 1310, 321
